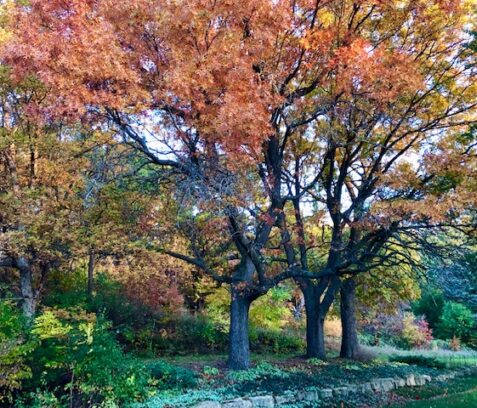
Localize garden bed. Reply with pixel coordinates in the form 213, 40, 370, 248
135, 353, 477, 408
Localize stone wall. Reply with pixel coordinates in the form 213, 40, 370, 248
193, 367, 477, 408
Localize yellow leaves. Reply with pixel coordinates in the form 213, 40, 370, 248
0, 0, 14, 47
318, 9, 335, 28
32, 311, 71, 341
79, 322, 95, 345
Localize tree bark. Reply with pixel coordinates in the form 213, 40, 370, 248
18, 256, 35, 319
304, 288, 326, 359
228, 288, 252, 370
340, 278, 360, 359
87, 250, 95, 297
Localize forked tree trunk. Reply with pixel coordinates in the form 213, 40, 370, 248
18, 256, 35, 319
304, 288, 326, 359
228, 288, 252, 370
340, 278, 360, 359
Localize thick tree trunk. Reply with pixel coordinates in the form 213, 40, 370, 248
87, 250, 95, 297
304, 288, 326, 359
228, 289, 252, 370
340, 278, 360, 359
18, 256, 35, 319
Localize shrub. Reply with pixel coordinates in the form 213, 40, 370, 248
358, 333, 376, 346
449, 335, 461, 351
166, 315, 228, 354
250, 327, 305, 354
23, 307, 152, 407
0, 301, 33, 404
250, 287, 294, 331
146, 361, 198, 390
202, 366, 220, 377
401, 313, 433, 349
436, 302, 475, 343
226, 362, 289, 383
206, 286, 295, 331
88, 273, 154, 330
15, 390, 62, 408
360, 311, 405, 348
412, 289, 445, 329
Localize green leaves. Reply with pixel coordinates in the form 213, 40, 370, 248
436, 302, 475, 342
0, 301, 33, 403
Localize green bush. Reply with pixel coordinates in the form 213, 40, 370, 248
436, 302, 475, 343
358, 333, 376, 346
250, 327, 305, 354
42, 269, 88, 309
412, 290, 445, 329
206, 286, 295, 332
146, 361, 198, 390
154, 315, 227, 355
21, 307, 152, 407
226, 362, 290, 383
0, 301, 34, 404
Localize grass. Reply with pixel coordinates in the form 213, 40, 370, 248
385, 375, 477, 408
368, 345, 477, 368
401, 392, 477, 408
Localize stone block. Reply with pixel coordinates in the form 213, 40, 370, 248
346, 385, 358, 394
222, 399, 253, 408
371, 380, 383, 392
406, 374, 416, 387
415, 376, 426, 386
380, 378, 396, 392
333, 387, 350, 397
357, 382, 373, 393
302, 390, 320, 402
394, 378, 406, 388
249, 396, 274, 408
319, 389, 333, 399
274, 394, 294, 406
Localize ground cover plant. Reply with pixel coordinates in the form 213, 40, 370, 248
134, 355, 475, 407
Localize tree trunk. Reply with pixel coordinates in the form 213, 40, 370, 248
228, 288, 252, 370
304, 288, 326, 359
18, 256, 35, 319
340, 278, 360, 359
87, 250, 95, 298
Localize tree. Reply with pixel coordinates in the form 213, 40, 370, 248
5, 0, 477, 366
339, 249, 421, 358
0, 68, 94, 318
436, 301, 475, 343
280, 0, 477, 358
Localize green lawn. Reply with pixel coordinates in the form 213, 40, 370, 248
399, 391, 477, 408
388, 375, 477, 408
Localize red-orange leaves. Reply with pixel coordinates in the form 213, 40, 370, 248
3, 0, 471, 159
6, 0, 149, 117
5, 0, 291, 155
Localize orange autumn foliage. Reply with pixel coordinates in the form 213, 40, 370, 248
5, 0, 467, 158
